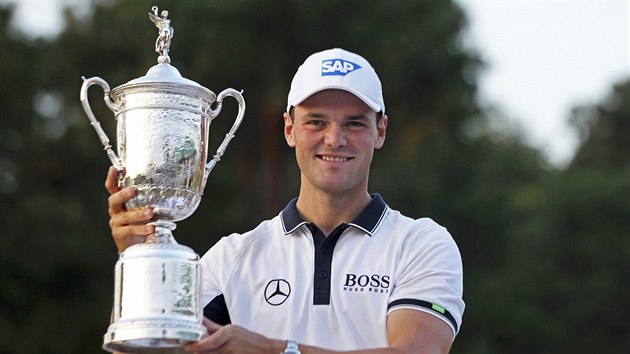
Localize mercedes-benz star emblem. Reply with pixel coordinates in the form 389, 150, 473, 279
264, 279, 291, 306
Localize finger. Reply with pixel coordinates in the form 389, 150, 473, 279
109, 210, 155, 240
182, 318, 221, 353
104, 166, 123, 195
110, 223, 155, 252
110, 219, 155, 239
108, 187, 138, 217
184, 326, 229, 353
109, 208, 154, 228
109, 208, 155, 252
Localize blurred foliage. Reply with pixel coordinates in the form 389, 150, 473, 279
0, 0, 628, 353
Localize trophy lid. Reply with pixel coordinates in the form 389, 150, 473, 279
110, 6, 213, 99
124, 63, 204, 87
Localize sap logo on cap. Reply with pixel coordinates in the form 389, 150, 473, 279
321, 59, 362, 76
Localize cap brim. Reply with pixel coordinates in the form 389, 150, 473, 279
288, 85, 382, 113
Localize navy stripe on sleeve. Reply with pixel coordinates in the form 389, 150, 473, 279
203, 294, 231, 325
388, 298, 458, 333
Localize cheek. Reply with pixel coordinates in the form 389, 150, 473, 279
294, 147, 310, 174
354, 135, 380, 150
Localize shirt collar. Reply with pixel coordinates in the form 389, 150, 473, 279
280, 193, 388, 236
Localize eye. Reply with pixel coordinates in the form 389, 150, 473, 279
346, 120, 367, 128
305, 120, 326, 127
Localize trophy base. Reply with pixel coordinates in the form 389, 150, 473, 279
103, 241, 205, 353
103, 318, 206, 353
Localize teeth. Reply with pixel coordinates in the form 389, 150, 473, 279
320, 155, 349, 162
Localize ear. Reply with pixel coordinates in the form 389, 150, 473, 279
283, 112, 296, 147
375, 114, 388, 149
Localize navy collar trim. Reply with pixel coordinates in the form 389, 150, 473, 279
280, 194, 388, 236
280, 198, 308, 234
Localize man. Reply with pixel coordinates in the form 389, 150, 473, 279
106, 48, 464, 353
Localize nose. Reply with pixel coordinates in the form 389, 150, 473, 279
324, 124, 346, 148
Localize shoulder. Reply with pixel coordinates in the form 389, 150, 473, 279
379, 209, 462, 276
200, 214, 282, 262
382, 209, 456, 247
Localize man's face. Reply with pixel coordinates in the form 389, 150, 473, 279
284, 89, 387, 195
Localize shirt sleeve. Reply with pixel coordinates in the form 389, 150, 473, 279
199, 234, 241, 306
387, 218, 465, 336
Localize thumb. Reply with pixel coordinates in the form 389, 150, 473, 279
202, 317, 222, 334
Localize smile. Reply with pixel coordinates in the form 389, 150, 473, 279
318, 155, 352, 162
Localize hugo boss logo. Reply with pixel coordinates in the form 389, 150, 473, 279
321, 59, 362, 76
264, 279, 291, 306
343, 273, 390, 293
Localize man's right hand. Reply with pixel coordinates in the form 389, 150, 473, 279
105, 166, 155, 253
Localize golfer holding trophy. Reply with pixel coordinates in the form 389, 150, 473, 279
80, 6, 245, 353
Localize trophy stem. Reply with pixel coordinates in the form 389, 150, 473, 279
146, 220, 177, 244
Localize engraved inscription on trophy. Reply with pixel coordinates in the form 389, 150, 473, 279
80, 6, 245, 353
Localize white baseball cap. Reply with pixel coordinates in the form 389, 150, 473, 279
286, 48, 385, 114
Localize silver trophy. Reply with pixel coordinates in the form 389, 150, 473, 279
80, 6, 245, 353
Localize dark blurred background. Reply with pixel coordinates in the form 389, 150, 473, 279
1, 1, 629, 353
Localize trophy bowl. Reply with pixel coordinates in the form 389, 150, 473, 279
80, 6, 245, 353
111, 67, 217, 224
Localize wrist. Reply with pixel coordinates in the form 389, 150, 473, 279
271, 339, 286, 354
280, 339, 301, 354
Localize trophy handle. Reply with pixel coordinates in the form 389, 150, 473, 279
80, 76, 123, 171
203, 88, 246, 186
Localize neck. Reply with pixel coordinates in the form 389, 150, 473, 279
296, 185, 372, 236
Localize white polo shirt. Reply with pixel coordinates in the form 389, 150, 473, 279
200, 194, 464, 350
